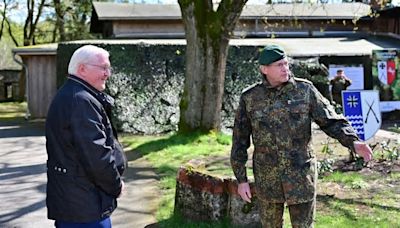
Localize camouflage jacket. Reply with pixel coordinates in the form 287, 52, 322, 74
230, 76, 358, 204
330, 76, 351, 94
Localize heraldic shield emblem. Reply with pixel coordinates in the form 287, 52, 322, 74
342, 90, 381, 141
377, 60, 396, 85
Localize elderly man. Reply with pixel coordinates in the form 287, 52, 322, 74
45, 45, 127, 227
230, 44, 372, 227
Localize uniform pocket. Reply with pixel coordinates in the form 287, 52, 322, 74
288, 103, 311, 135
288, 150, 313, 169
253, 151, 278, 167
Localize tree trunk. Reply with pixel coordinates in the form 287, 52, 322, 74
53, 0, 66, 41
23, 0, 46, 46
178, 0, 247, 132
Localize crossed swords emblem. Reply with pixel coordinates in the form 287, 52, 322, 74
364, 100, 379, 124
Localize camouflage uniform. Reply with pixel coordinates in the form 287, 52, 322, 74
231, 75, 359, 227
258, 200, 314, 228
330, 76, 351, 105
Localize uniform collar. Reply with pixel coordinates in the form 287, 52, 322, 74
262, 74, 296, 92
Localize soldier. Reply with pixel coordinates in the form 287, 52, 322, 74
230, 44, 372, 227
330, 69, 352, 106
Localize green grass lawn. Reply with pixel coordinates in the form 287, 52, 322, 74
122, 132, 235, 227
388, 124, 400, 133
121, 131, 400, 228
0, 101, 27, 121
1, 101, 398, 227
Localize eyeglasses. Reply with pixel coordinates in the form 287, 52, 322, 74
268, 62, 289, 68
85, 63, 113, 74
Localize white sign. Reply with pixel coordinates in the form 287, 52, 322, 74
380, 101, 400, 112
342, 90, 381, 141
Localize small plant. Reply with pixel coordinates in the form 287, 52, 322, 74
375, 140, 400, 162
318, 138, 335, 175
318, 158, 335, 174
354, 157, 365, 170
350, 179, 368, 189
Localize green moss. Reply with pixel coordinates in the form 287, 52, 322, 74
178, 89, 189, 132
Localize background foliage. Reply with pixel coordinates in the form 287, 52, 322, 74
57, 42, 330, 134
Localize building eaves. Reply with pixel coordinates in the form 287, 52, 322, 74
376, 6, 400, 17
12, 43, 58, 56
54, 36, 400, 58
241, 3, 371, 20
92, 2, 182, 20
92, 2, 371, 21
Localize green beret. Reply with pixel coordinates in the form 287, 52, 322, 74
258, 44, 286, 65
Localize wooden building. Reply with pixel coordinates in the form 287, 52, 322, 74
0, 42, 22, 102
11, 3, 400, 118
0, 69, 20, 101
90, 2, 372, 38
12, 44, 57, 118
371, 6, 400, 38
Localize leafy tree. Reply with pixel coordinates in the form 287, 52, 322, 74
23, 0, 47, 45
51, 0, 94, 42
0, 1, 5, 40
0, 22, 22, 69
52, 0, 65, 41
1, 0, 94, 45
0, 0, 48, 46
178, 0, 248, 132
0, 0, 19, 44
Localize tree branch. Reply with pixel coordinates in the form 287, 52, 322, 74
5, 16, 19, 46
23, 0, 33, 45
53, 0, 65, 41
0, 0, 7, 40
217, 0, 248, 37
28, 0, 46, 45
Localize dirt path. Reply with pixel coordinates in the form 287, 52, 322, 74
112, 153, 160, 228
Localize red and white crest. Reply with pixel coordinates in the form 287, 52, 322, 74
378, 60, 396, 85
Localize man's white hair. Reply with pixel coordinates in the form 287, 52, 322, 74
68, 45, 109, 75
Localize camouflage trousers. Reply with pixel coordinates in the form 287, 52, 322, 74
258, 200, 315, 228
331, 92, 342, 106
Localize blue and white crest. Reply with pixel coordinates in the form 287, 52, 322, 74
342, 90, 381, 141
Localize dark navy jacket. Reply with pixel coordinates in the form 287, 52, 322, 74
45, 75, 127, 223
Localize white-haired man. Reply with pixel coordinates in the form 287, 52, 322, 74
46, 45, 127, 227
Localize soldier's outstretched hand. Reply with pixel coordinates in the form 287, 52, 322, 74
354, 141, 373, 162
238, 182, 252, 203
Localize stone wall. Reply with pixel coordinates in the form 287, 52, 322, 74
174, 166, 261, 227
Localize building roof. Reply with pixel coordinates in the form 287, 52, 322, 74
13, 36, 399, 58
12, 43, 58, 56
376, 6, 400, 17
242, 3, 371, 19
231, 36, 400, 57
92, 2, 371, 21
92, 2, 181, 20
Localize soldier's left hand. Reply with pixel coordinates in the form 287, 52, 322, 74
353, 141, 373, 162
